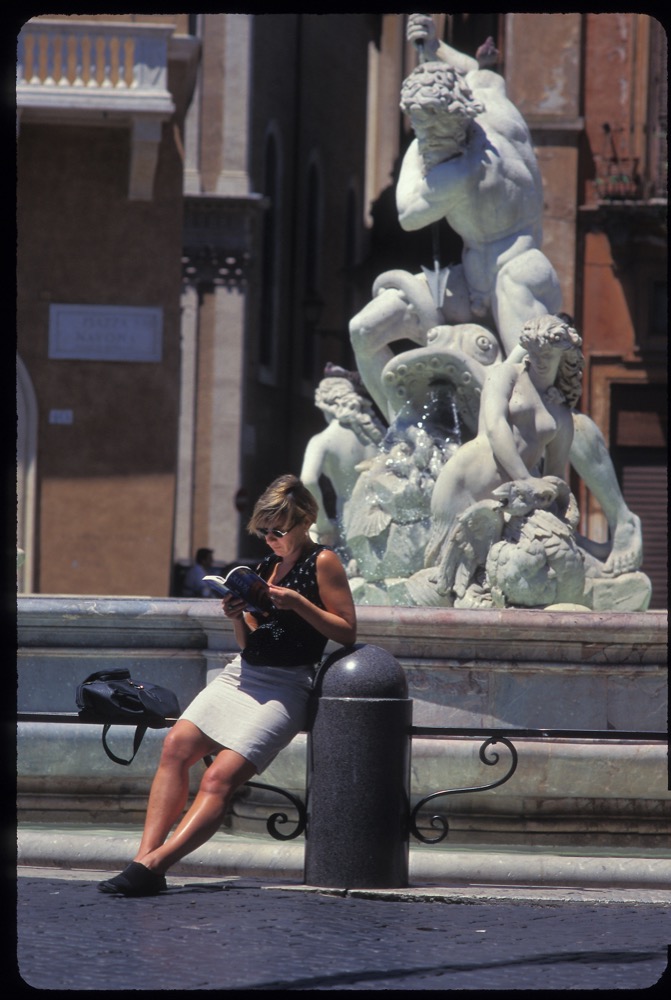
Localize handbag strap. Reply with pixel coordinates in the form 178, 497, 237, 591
101, 723, 148, 766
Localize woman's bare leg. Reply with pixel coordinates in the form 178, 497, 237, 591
138, 747, 257, 874
133, 720, 220, 860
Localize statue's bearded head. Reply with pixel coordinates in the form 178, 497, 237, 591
400, 62, 484, 170
401, 62, 485, 173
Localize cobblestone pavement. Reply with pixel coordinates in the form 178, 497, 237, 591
15, 869, 671, 992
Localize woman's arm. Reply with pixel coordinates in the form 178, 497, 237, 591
221, 594, 260, 650
268, 549, 357, 647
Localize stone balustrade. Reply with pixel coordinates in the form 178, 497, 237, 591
16, 18, 192, 199
17, 19, 175, 114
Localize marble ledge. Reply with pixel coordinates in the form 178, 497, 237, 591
16, 596, 667, 665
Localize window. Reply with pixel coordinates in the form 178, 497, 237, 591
646, 16, 667, 200
610, 383, 667, 610
259, 132, 280, 382
301, 161, 323, 386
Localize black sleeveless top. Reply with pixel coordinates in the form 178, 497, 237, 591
242, 545, 329, 667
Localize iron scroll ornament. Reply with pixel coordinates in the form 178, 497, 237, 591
409, 734, 518, 844
243, 780, 307, 841
203, 753, 307, 841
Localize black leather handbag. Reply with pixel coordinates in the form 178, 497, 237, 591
76, 668, 181, 765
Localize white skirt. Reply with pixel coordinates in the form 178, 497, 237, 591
179, 654, 315, 773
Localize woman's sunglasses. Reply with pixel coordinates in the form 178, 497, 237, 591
257, 525, 294, 539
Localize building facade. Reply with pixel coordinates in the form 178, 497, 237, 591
16, 14, 199, 596
16, 13, 667, 606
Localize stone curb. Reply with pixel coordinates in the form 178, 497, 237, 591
17, 865, 671, 907
17, 824, 671, 893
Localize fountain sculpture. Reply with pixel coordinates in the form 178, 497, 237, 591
303, 14, 651, 612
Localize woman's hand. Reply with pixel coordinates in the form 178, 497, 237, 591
267, 584, 302, 612
268, 552, 356, 647
222, 593, 257, 649
222, 593, 247, 620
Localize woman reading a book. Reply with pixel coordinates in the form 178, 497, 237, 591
99, 474, 356, 896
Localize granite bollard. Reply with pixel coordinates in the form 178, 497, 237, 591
303, 643, 412, 889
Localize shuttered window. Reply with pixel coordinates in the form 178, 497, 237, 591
610, 384, 667, 610
620, 457, 667, 610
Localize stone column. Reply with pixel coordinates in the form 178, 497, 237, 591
173, 283, 200, 565
216, 13, 252, 197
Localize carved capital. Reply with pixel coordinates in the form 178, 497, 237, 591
181, 246, 252, 290
181, 194, 265, 290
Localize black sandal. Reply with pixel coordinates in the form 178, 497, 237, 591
98, 862, 167, 897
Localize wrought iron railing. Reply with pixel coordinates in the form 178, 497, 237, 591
409, 729, 518, 844
17, 714, 667, 844
242, 725, 668, 843
243, 780, 308, 840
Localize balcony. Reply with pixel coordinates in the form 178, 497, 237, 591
593, 157, 643, 202
592, 122, 666, 206
17, 18, 180, 199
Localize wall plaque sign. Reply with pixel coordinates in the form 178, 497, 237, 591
48, 304, 163, 362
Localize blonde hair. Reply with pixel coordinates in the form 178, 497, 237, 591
247, 474, 318, 534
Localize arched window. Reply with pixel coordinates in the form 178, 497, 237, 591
16, 355, 38, 593
342, 185, 359, 350
302, 160, 323, 384
259, 130, 281, 381
305, 162, 320, 295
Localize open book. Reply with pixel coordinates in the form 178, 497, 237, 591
203, 566, 274, 615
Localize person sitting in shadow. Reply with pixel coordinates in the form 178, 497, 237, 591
182, 548, 215, 597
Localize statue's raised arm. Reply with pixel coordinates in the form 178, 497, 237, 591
407, 13, 477, 73
407, 14, 503, 89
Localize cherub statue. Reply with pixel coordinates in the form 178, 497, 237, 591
300, 366, 384, 549
440, 477, 587, 609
